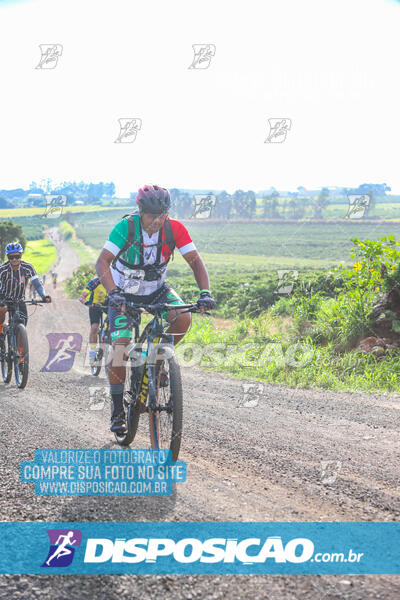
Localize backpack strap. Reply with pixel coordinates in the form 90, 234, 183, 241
163, 218, 175, 256
111, 213, 175, 272
111, 213, 141, 270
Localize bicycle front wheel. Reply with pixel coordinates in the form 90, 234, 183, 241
148, 352, 183, 461
13, 323, 29, 389
114, 358, 142, 447
0, 326, 12, 384
90, 347, 102, 377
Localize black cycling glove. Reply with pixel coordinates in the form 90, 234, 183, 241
197, 291, 216, 310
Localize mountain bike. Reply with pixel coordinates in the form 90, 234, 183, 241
0, 298, 45, 389
90, 305, 111, 377
114, 299, 205, 461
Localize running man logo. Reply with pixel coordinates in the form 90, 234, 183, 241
114, 118, 142, 143
89, 386, 109, 411
42, 529, 82, 568
264, 118, 292, 143
41, 333, 82, 373
192, 195, 216, 219
320, 460, 342, 485
240, 383, 264, 408
36, 44, 63, 69
121, 268, 145, 294
188, 44, 216, 69
42, 195, 67, 219
345, 194, 370, 219
275, 270, 298, 295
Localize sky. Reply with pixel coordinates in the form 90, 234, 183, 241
0, 0, 399, 196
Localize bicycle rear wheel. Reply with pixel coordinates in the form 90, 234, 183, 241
13, 323, 29, 389
148, 352, 183, 461
0, 326, 12, 384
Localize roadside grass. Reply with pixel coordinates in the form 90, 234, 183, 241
59, 221, 98, 264
24, 239, 57, 275
181, 315, 400, 394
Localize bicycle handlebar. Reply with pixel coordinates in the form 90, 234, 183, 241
123, 300, 210, 316
0, 298, 46, 307
125, 301, 198, 311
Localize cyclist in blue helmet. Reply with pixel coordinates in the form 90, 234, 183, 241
0, 242, 51, 337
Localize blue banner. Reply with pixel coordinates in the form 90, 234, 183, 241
0, 522, 399, 574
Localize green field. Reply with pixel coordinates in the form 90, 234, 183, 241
0, 205, 129, 218
70, 212, 400, 266
0, 215, 48, 240
24, 239, 57, 275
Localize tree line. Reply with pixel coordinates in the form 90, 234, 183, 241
0, 180, 391, 219
165, 184, 390, 220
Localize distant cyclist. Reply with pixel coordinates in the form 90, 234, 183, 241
51, 271, 58, 289
0, 242, 51, 338
79, 276, 108, 366
96, 184, 216, 433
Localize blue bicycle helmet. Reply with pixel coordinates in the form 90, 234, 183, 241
5, 242, 23, 255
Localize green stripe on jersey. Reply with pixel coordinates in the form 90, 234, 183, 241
108, 215, 141, 267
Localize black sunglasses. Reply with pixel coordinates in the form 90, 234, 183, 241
8, 254, 22, 260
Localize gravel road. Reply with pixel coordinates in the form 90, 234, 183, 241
0, 233, 399, 599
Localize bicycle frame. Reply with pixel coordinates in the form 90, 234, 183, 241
112, 296, 208, 451
3, 301, 25, 362
124, 301, 198, 411
0, 298, 44, 388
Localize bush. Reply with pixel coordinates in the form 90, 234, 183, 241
59, 220, 74, 241
65, 264, 96, 297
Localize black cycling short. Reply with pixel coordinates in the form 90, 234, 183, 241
89, 306, 103, 325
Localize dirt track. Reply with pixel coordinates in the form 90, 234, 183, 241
0, 232, 400, 598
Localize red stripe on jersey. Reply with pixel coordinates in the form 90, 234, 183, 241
161, 219, 193, 260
